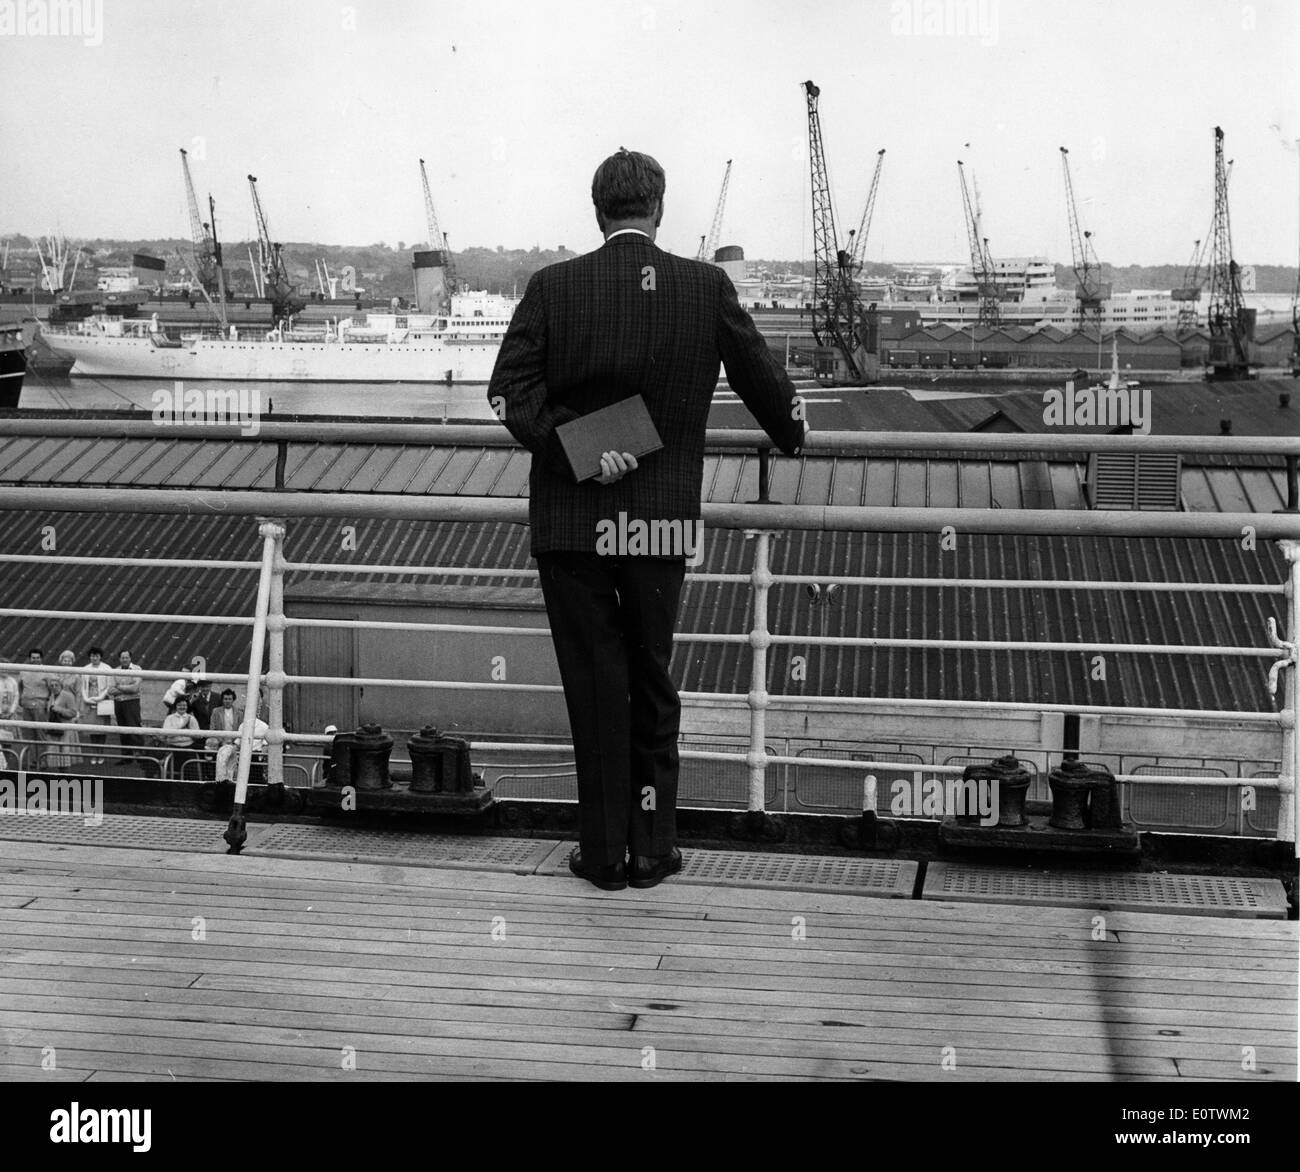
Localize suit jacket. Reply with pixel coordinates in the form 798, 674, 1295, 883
487, 232, 805, 554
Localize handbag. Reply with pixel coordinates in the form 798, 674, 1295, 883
97, 698, 116, 716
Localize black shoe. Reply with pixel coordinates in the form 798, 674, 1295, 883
628, 847, 683, 889
568, 848, 627, 892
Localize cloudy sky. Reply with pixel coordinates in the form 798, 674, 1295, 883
2, 0, 1298, 266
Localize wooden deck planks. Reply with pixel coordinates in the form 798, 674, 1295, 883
0, 842, 1294, 1082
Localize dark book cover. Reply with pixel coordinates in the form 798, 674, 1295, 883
556, 395, 664, 482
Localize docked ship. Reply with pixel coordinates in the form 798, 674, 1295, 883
40, 252, 516, 384
1, 322, 24, 408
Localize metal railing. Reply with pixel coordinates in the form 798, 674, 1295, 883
1, 422, 1297, 854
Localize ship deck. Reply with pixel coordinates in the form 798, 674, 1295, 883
1, 829, 1294, 1083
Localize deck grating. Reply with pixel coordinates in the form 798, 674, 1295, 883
0, 813, 248, 853
254, 825, 553, 871
536, 842, 918, 897
924, 862, 1290, 919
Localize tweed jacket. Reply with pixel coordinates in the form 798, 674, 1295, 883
487, 232, 805, 554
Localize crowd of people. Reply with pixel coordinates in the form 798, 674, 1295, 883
0, 647, 264, 781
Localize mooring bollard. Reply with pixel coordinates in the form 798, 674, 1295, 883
991, 753, 1032, 828
1048, 758, 1094, 830
351, 723, 394, 790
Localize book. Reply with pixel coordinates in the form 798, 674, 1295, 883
556, 395, 664, 482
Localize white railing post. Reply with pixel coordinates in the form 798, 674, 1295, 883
744, 528, 777, 812
265, 521, 287, 788
1276, 540, 1300, 856
223, 518, 283, 854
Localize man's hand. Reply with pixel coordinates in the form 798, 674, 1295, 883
595, 450, 638, 485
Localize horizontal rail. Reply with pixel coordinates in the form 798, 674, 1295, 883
3, 418, 1298, 456
280, 616, 1277, 657
0, 554, 262, 570
3, 727, 1274, 792
265, 673, 1281, 723
282, 563, 1285, 595
0, 660, 249, 684
2, 487, 1299, 539
0, 608, 254, 627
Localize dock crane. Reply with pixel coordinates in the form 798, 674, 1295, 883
1173, 237, 1208, 328
419, 158, 457, 304
179, 148, 218, 295
1059, 147, 1105, 325
247, 175, 304, 324
802, 80, 876, 382
696, 159, 732, 262
957, 160, 999, 327
1174, 162, 1232, 330
1205, 127, 1252, 380
847, 149, 886, 278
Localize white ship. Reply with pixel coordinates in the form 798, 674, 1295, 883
39, 289, 516, 383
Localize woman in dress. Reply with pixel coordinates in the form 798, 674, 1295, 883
46, 672, 81, 770
80, 645, 114, 765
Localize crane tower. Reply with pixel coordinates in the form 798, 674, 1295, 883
802, 80, 877, 382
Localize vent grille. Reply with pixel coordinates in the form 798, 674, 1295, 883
1088, 452, 1181, 510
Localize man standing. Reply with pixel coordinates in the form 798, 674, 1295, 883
488, 149, 805, 891
188, 679, 215, 729
109, 649, 143, 754
19, 648, 53, 746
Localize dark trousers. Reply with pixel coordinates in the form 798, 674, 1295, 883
114, 698, 142, 751
537, 552, 686, 866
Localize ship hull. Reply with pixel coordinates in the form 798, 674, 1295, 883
1, 328, 24, 408
41, 333, 503, 383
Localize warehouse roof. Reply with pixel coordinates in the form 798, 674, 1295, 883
0, 431, 1287, 714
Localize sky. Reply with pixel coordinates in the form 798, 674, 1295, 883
1, 0, 1298, 267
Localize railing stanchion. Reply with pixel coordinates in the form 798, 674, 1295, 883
744, 528, 776, 812
1279, 540, 1300, 856
266, 520, 287, 789
224, 519, 283, 854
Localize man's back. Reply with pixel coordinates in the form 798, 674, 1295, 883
490, 232, 803, 554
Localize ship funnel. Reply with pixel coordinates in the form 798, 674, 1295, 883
714, 244, 747, 285
412, 250, 449, 312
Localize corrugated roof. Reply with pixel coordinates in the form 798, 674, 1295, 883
0, 444, 1287, 713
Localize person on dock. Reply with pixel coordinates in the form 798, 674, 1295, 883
80, 645, 114, 765
109, 650, 143, 755
488, 147, 805, 891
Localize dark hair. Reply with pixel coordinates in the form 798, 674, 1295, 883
29, 648, 42, 658
89, 645, 104, 657
174, 696, 189, 709
591, 148, 665, 223
221, 689, 236, 700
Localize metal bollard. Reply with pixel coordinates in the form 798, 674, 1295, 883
351, 724, 394, 790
